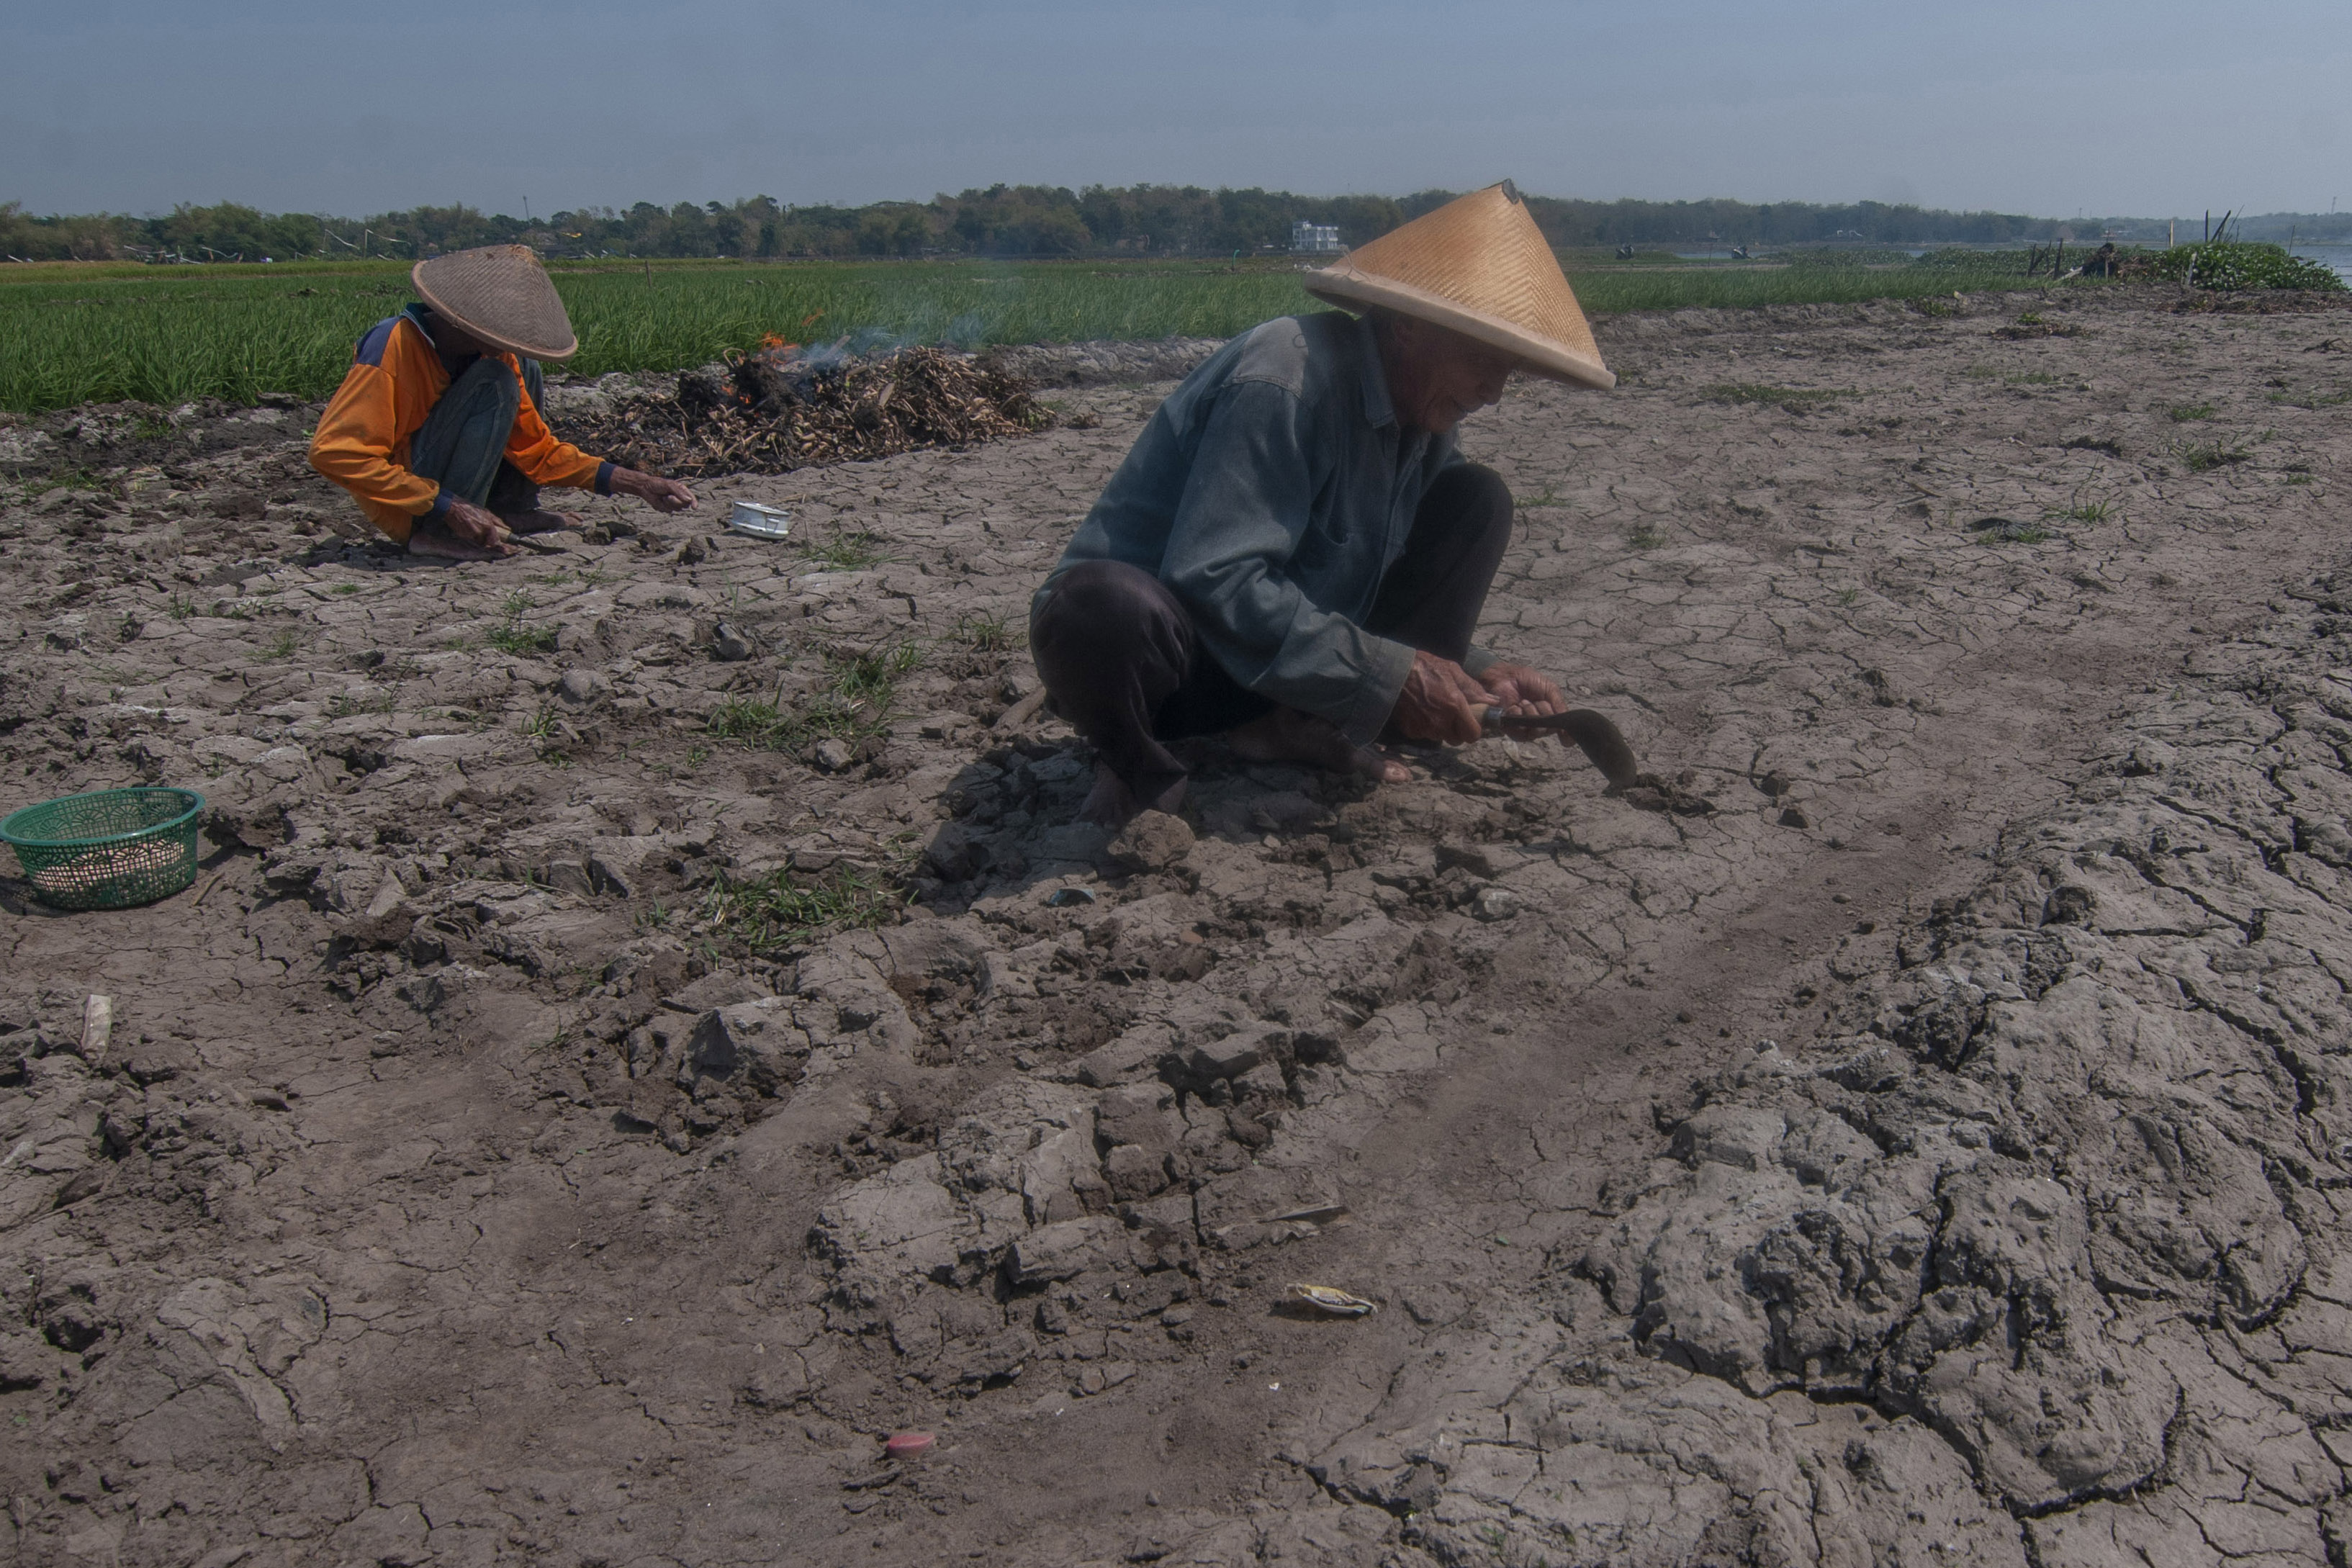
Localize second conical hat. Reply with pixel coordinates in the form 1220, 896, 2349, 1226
411, 245, 579, 361
1304, 182, 1612, 389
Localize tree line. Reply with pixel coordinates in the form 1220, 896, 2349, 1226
6, 187, 2344, 264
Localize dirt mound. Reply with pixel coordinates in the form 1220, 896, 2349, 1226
551, 345, 1053, 479
2172, 289, 2352, 315
0, 396, 319, 489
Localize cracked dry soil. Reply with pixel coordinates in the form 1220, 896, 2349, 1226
6, 287, 2352, 1567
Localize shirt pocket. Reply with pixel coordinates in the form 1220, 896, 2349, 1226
1290, 474, 1350, 575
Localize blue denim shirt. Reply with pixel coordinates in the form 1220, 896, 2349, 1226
1036, 312, 1468, 744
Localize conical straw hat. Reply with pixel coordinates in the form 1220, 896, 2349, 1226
411, 245, 579, 361
1304, 182, 1612, 389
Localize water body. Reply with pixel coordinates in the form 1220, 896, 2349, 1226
2289, 243, 2352, 284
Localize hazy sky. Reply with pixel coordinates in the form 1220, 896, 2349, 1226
5, 0, 2348, 219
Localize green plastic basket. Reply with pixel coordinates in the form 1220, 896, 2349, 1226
1, 787, 206, 911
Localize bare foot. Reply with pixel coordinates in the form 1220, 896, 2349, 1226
497, 509, 586, 535
1227, 706, 1410, 783
1077, 764, 1186, 829
406, 518, 515, 562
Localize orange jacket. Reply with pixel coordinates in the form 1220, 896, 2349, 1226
309, 305, 612, 543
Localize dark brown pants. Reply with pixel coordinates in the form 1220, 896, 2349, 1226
1030, 461, 1513, 804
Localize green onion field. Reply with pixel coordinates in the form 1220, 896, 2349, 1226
0, 249, 2153, 414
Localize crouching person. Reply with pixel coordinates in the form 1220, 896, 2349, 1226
310, 244, 695, 559
1029, 183, 1616, 826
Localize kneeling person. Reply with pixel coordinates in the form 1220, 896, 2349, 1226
310, 244, 695, 559
1030, 183, 1615, 826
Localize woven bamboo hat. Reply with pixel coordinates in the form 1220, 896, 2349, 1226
1304, 181, 1611, 389
411, 245, 579, 361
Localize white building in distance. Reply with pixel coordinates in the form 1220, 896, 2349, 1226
1290, 221, 1343, 255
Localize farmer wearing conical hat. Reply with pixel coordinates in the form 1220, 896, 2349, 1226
1030, 183, 1613, 825
310, 245, 696, 559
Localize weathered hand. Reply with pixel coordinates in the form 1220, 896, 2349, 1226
1389, 649, 1495, 745
1479, 660, 1568, 737
614, 469, 697, 513
441, 498, 515, 554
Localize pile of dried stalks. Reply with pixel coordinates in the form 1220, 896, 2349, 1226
554, 346, 1052, 479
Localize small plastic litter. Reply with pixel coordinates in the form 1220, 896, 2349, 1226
883, 1431, 934, 1460
1045, 887, 1096, 907
80, 995, 112, 1065
727, 501, 793, 539
1286, 1282, 1378, 1317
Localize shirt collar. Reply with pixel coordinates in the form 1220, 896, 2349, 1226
407, 300, 483, 374
1353, 312, 1397, 431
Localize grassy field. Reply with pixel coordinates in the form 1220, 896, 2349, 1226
0, 251, 2085, 414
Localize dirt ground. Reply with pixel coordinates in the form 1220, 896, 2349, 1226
6, 285, 2352, 1567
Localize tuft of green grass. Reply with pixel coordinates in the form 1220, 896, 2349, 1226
709, 639, 923, 752
1627, 523, 1666, 550
1977, 518, 2050, 545
1703, 383, 1855, 412
332, 581, 362, 595
798, 529, 895, 571
1834, 587, 1861, 606
2168, 402, 2217, 422
1514, 485, 1567, 510
328, 689, 396, 718
485, 590, 559, 656
253, 628, 299, 660
834, 639, 922, 703
698, 865, 908, 954
952, 611, 1024, 653
2046, 492, 2119, 525
166, 592, 197, 621
2176, 439, 2250, 473
487, 623, 559, 655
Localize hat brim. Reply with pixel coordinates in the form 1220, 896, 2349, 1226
1304, 265, 1614, 390
410, 260, 580, 361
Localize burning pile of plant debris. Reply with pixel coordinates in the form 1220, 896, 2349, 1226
551, 341, 1053, 478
